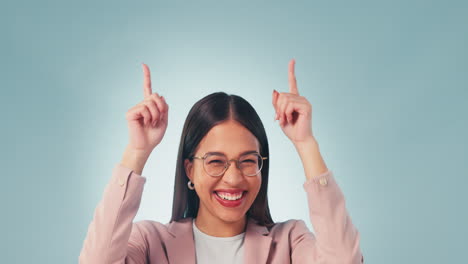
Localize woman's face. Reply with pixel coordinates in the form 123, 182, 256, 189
184, 119, 262, 224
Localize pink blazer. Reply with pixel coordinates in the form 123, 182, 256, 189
79, 163, 364, 263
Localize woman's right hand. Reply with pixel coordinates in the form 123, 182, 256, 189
125, 63, 169, 154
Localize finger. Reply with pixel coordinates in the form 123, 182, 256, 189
274, 92, 282, 121
160, 96, 169, 124
281, 101, 288, 126
291, 99, 313, 123
279, 98, 306, 126
127, 104, 151, 125
281, 111, 288, 127
273, 90, 280, 120
142, 63, 152, 98
284, 102, 296, 124
150, 93, 166, 125
289, 59, 299, 95
143, 98, 160, 126
292, 96, 313, 117
284, 101, 307, 124
272, 89, 278, 108
140, 105, 152, 126
151, 93, 167, 115
125, 106, 141, 121
277, 94, 288, 126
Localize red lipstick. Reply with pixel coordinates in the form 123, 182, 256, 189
213, 191, 247, 208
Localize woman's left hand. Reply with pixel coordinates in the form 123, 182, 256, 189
272, 59, 314, 144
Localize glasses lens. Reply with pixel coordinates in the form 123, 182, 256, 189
204, 154, 227, 176
239, 153, 262, 176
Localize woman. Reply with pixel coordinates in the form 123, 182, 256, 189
79, 60, 364, 264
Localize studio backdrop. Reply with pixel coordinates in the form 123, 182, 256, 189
1, 0, 467, 263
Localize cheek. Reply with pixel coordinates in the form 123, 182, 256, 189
250, 177, 262, 197
194, 173, 217, 198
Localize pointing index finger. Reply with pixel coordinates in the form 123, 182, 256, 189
142, 63, 152, 98
289, 59, 299, 95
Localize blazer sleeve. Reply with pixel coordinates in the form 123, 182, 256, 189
290, 170, 364, 264
79, 163, 149, 264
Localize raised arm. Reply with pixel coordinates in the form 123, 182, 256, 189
79, 163, 148, 263
272, 59, 364, 263
79, 63, 169, 263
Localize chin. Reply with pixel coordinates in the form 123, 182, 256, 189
215, 210, 248, 223
210, 190, 255, 221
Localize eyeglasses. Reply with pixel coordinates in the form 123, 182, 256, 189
190, 152, 268, 177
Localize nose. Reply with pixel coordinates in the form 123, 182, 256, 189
222, 159, 244, 185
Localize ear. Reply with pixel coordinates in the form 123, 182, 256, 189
184, 158, 194, 182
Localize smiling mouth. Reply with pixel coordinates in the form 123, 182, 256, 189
213, 191, 247, 201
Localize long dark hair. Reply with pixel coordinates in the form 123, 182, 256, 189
170, 92, 274, 227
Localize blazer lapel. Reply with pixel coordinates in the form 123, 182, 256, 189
166, 217, 272, 264
166, 218, 196, 264
243, 218, 273, 264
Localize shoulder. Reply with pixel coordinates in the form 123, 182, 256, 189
131, 217, 193, 240
270, 219, 309, 232
131, 220, 170, 239
267, 219, 314, 242
249, 218, 315, 255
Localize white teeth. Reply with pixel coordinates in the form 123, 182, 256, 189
215, 192, 244, 201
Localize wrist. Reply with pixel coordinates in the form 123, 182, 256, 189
293, 136, 318, 151
120, 145, 151, 175
293, 137, 328, 181
124, 145, 152, 158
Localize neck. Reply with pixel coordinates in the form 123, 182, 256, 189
194, 212, 247, 237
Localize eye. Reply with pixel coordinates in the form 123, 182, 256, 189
208, 159, 224, 164
241, 159, 256, 164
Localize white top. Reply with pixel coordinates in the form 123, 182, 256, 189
192, 218, 245, 264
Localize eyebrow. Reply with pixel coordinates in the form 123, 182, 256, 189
205, 150, 260, 156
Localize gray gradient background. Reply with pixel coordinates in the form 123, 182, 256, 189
1, 0, 467, 263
